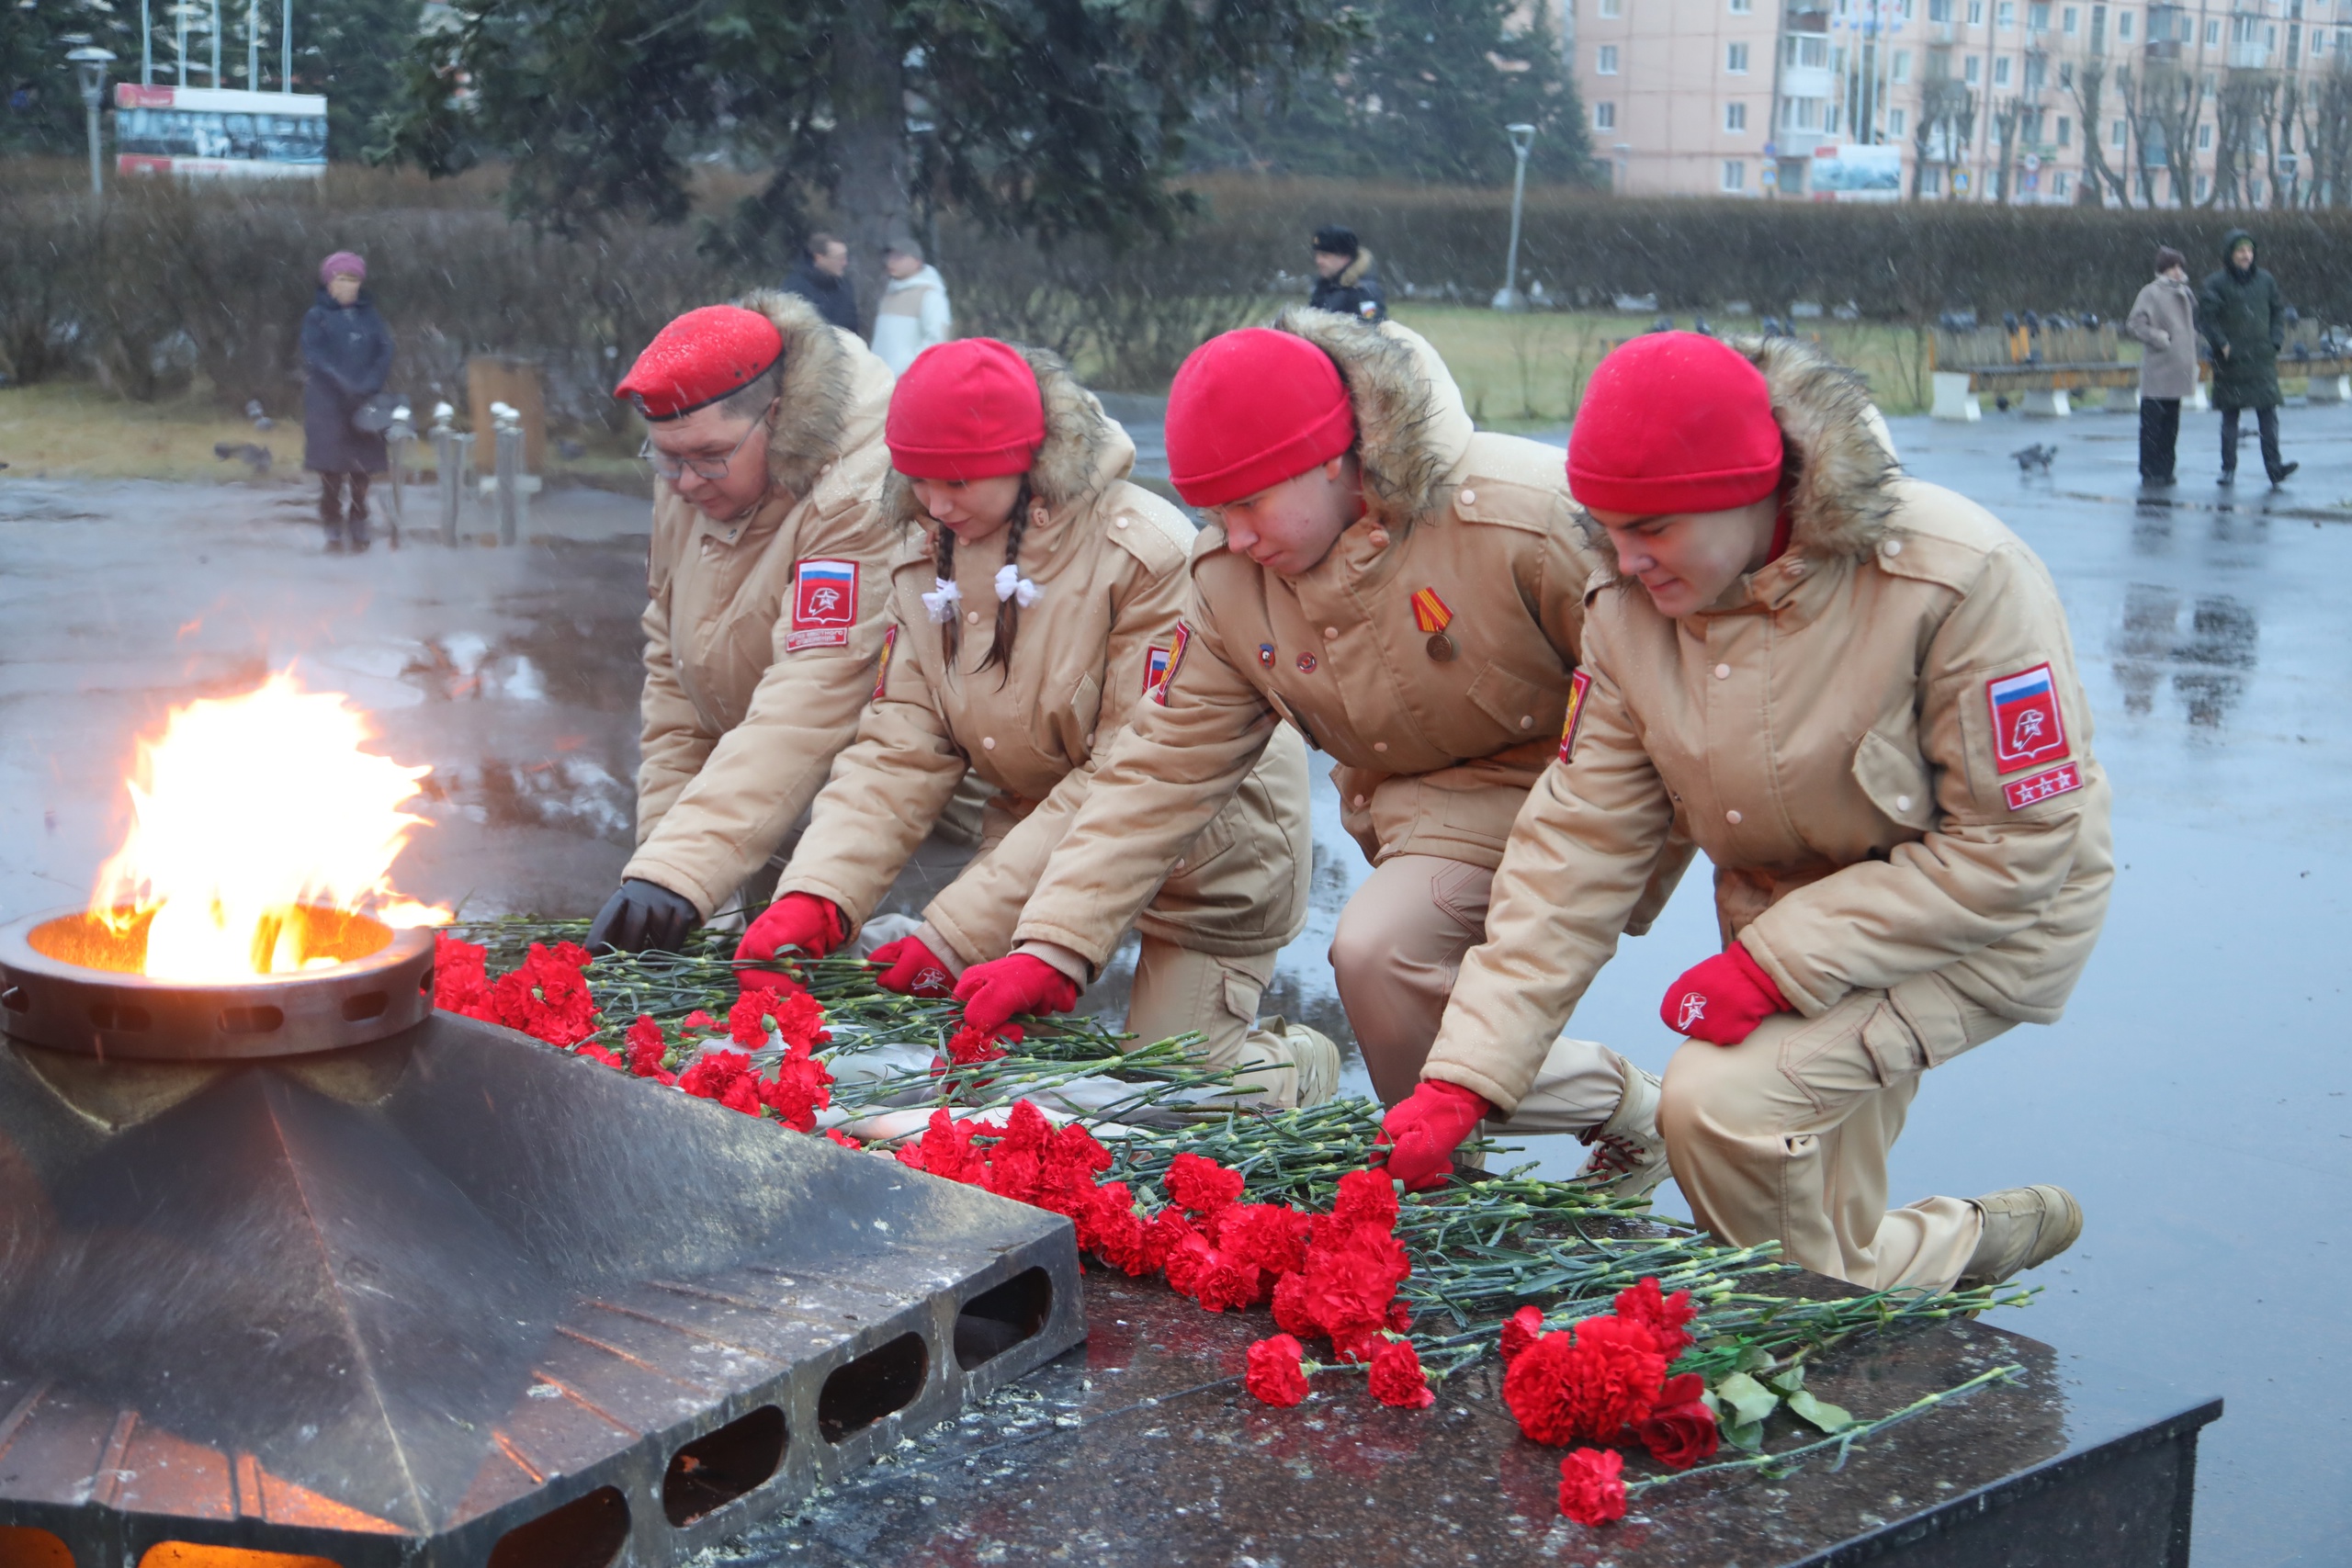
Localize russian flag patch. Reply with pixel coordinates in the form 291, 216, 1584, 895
789, 558, 857, 650
1985, 663, 2068, 774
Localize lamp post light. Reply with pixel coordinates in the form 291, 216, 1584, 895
1492, 122, 1539, 312
66, 46, 116, 207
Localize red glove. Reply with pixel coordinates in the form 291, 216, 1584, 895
733, 893, 845, 995
870, 935, 957, 998
1377, 1080, 1493, 1191
1660, 943, 1791, 1046
953, 953, 1080, 1035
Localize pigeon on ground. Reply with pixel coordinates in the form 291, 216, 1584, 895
244, 399, 275, 432
2011, 443, 2058, 474
214, 442, 274, 476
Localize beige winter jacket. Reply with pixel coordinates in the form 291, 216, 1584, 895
1424, 338, 2115, 1114
1009, 308, 1683, 978
624, 290, 904, 917
778, 350, 1312, 964
2127, 274, 2201, 400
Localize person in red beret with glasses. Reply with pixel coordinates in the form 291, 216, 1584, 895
1410, 331, 2109, 1293
734, 339, 1337, 1104
942, 310, 1690, 1192
587, 294, 902, 954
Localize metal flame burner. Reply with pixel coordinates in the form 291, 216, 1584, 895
0, 907, 1083, 1568
0, 908, 435, 1061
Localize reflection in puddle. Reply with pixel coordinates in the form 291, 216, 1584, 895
2110, 584, 2258, 728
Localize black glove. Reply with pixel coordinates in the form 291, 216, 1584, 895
586, 879, 701, 954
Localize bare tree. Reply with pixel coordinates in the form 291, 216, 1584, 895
2212, 70, 2278, 207
2273, 75, 2303, 207
2070, 58, 2130, 206
1993, 96, 2023, 202
2139, 62, 2200, 208
2305, 62, 2352, 206
1910, 78, 1977, 199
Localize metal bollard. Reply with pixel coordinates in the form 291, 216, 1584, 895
431, 402, 469, 547
492, 402, 523, 547
385, 403, 414, 549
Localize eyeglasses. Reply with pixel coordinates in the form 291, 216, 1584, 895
639, 403, 775, 482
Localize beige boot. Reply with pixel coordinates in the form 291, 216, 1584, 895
1575, 1060, 1671, 1199
1221, 1017, 1342, 1111
1957, 1185, 2083, 1289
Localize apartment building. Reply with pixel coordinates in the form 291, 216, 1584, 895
1565, 0, 2352, 204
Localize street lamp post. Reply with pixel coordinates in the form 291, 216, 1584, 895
1492, 122, 1539, 311
66, 46, 116, 208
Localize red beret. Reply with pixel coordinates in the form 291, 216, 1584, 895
615, 305, 785, 421
1165, 328, 1357, 507
886, 339, 1046, 481
1567, 333, 1783, 515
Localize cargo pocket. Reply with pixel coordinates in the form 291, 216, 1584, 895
1858, 1000, 1928, 1086
1850, 728, 1936, 832
1464, 660, 1566, 745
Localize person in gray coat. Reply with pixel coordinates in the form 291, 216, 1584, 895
2125, 245, 2198, 485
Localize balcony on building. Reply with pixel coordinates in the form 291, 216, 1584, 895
2226, 40, 2272, 70
1786, 4, 1830, 33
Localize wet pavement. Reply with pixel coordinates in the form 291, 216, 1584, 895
3, 394, 2348, 1563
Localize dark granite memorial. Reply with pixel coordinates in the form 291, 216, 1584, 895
751, 1269, 2220, 1567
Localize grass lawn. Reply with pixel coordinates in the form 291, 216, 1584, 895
0, 382, 296, 483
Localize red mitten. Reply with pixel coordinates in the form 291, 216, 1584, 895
1377, 1080, 1493, 1191
870, 935, 957, 998
733, 893, 845, 995
953, 953, 1080, 1034
1659, 943, 1791, 1046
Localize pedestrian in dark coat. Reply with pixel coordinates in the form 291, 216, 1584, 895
1308, 226, 1386, 322
301, 251, 395, 550
2198, 228, 2297, 486
781, 232, 861, 338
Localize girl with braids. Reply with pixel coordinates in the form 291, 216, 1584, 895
740, 339, 1339, 1106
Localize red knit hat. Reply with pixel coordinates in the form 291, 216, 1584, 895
1165, 328, 1357, 507
615, 305, 786, 421
1567, 333, 1784, 515
885, 338, 1046, 480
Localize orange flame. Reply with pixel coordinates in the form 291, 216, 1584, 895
90, 673, 447, 979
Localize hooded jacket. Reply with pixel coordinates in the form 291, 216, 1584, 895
2199, 229, 2286, 410
1309, 248, 1387, 323
1423, 336, 2114, 1114
778, 349, 1312, 964
1008, 307, 1682, 979
871, 264, 953, 377
624, 289, 904, 917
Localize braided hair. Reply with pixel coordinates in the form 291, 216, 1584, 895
933, 479, 1035, 685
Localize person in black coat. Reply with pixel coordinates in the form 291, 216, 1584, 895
301, 251, 395, 551
780, 231, 861, 338
1308, 225, 1386, 323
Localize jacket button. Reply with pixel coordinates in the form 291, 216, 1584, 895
1895, 794, 1913, 811
1458, 488, 1477, 506
1373, 741, 1389, 752
1367, 528, 1390, 547
967, 610, 981, 624
1115, 517, 1129, 528
1881, 537, 1905, 558
1725, 808, 1743, 825
982, 737, 997, 750
1519, 716, 1533, 728
1174, 858, 1186, 871
1323, 626, 1340, 640
1714, 663, 1731, 680
1352, 794, 1366, 807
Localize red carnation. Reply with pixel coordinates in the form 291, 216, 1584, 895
730, 987, 833, 1049
1500, 1304, 1544, 1364
1368, 1338, 1436, 1409
1214, 1203, 1313, 1277
1085, 1190, 1159, 1277
824, 1128, 863, 1149
945, 1022, 1017, 1066
624, 1015, 676, 1083
1164, 1153, 1245, 1218
1556, 1448, 1627, 1527
433, 933, 494, 1017
757, 1043, 833, 1132
1613, 1276, 1698, 1358
679, 1049, 762, 1116
1634, 1372, 1720, 1471
1501, 1316, 1670, 1447
683, 1010, 718, 1030
899, 1109, 989, 1185
1329, 1167, 1400, 1232
576, 1042, 622, 1069
1246, 1335, 1311, 1408
486, 942, 598, 1046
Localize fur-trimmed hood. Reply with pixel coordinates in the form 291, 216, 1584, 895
734, 287, 892, 502
1749, 333, 1900, 561
881, 344, 1135, 531
1271, 305, 1473, 532
1337, 248, 1375, 289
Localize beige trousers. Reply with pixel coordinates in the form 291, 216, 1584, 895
1328, 853, 1629, 1132
1659, 987, 2008, 1292
1125, 937, 1275, 1068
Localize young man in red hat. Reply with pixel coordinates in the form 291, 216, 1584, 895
946, 309, 1690, 1194
1405, 331, 2107, 1292
587, 293, 902, 953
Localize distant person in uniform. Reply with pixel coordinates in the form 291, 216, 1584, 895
781, 232, 860, 338
871, 237, 952, 377
1308, 226, 1385, 323
300, 252, 393, 554
2199, 228, 2298, 487
2125, 245, 2197, 487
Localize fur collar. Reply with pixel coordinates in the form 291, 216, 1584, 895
1272, 306, 1468, 531
1752, 333, 1899, 561
736, 287, 862, 502
1339, 248, 1374, 288
881, 345, 1129, 530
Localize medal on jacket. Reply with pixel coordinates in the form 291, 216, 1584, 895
1412, 586, 1456, 661
1258, 643, 1275, 670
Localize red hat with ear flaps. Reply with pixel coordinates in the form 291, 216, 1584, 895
615, 305, 786, 421
1567, 332, 1784, 516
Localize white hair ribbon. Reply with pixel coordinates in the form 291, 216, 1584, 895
921, 578, 962, 623
994, 563, 1042, 608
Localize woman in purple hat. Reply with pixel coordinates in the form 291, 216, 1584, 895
300, 251, 394, 552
